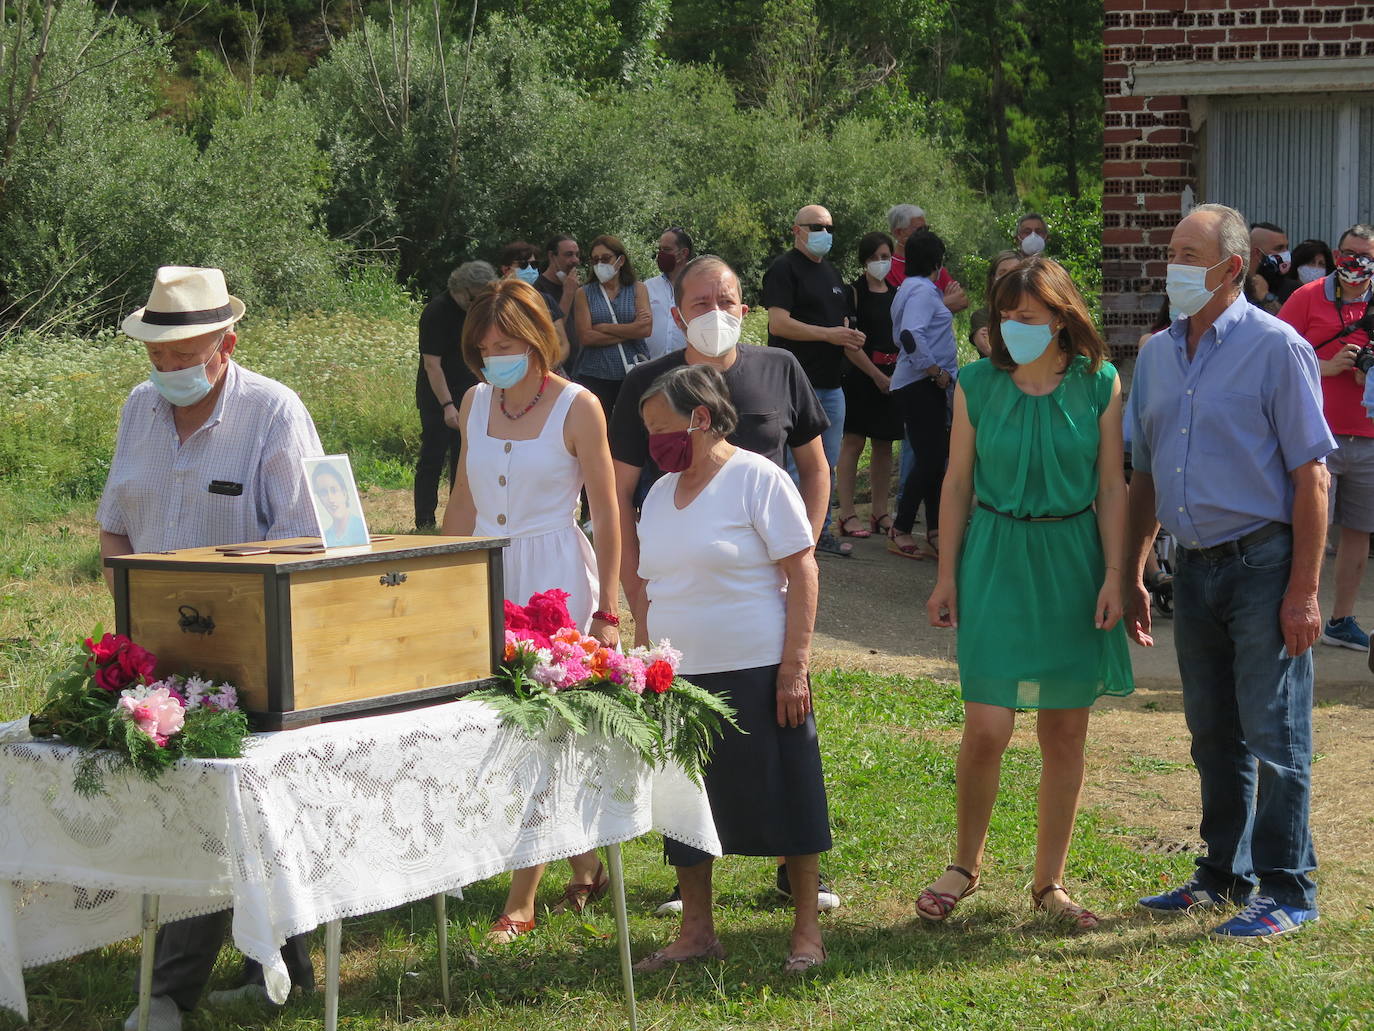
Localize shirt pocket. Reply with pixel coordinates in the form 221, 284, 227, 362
1195, 390, 1266, 457
205, 488, 253, 546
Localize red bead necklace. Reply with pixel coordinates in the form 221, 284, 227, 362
500, 374, 549, 420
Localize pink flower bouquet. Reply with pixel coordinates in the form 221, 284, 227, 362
474, 591, 737, 783
29, 628, 251, 795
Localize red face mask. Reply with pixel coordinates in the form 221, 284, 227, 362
656, 251, 678, 276
647, 425, 698, 472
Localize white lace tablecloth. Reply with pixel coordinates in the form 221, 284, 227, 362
0, 699, 719, 1020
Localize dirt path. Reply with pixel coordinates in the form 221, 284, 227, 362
372, 488, 1374, 911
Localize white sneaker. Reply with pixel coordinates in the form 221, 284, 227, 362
123, 995, 182, 1031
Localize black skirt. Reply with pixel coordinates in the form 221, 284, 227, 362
842, 364, 904, 442
665, 664, 832, 866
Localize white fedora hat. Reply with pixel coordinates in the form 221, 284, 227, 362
121, 266, 246, 342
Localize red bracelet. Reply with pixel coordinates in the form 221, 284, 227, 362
592, 610, 620, 626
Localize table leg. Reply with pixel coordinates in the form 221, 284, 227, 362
433, 893, 451, 1008
605, 843, 638, 1031
136, 894, 159, 1031
323, 918, 342, 1031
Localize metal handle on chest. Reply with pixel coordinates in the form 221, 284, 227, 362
379, 571, 408, 587
177, 605, 215, 635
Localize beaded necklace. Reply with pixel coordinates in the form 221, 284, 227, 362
500, 374, 550, 420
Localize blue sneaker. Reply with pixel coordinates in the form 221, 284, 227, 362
1320, 615, 1369, 650
1138, 878, 1235, 913
1211, 895, 1318, 939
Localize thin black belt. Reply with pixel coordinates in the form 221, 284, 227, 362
1177, 521, 1289, 561
976, 501, 1093, 523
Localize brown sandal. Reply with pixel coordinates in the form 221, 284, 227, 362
632, 938, 725, 972
783, 944, 828, 973
838, 514, 872, 538
486, 914, 536, 944
888, 528, 935, 561
1032, 883, 1100, 931
916, 864, 979, 921
550, 862, 610, 915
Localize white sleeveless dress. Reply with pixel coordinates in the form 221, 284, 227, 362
465, 382, 599, 630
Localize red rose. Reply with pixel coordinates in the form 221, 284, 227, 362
645, 660, 674, 694
524, 589, 575, 636
504, 600, 533, 631
85, 633, 125, 665
95, 663, 135, 692
117, 642, 158, 681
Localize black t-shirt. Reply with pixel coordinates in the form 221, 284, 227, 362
761, 249, 854, 390
417, 292, 476, 401
608, 345, 829, 480
536, 272, 578, 372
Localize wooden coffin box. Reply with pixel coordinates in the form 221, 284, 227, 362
106, 535, 506, 730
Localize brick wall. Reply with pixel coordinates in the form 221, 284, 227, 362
1102, 0, 1374, 360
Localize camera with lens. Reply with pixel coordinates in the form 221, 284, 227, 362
1346, 310, 1374, 373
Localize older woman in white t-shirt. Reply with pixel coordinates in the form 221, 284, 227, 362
632, 364, 830, 974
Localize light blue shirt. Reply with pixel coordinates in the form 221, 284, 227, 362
1127, 294, 1335, 549
890, 275, 956, 392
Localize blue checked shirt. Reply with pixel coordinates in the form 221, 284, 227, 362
1127, 294, 1335, 549
98, 360, 324, 553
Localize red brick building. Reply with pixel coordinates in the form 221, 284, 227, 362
1103, 0, 1374, 359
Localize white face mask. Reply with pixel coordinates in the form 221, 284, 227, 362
866, 259, 892, 281
1165, 257, 1230, 317
593, 262, 618, 284
1020, 231, 1046, 256
684, 308, 743, 358
555, 269, 567, 282
1297, 264, 1326, 285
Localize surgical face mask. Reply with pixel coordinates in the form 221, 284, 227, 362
514, 265, 540, 285
1000, 319, 1054, 365
593, 262, 619, 284
555, 269, 567, 282
148, 347, 219, 407
1336, 253, 1374, 286
483, 350, 530, 389
1165, 257, 1230, 317
866, 259, 892, 281
647, 423, 699, 473
804, 229, 833, 258
1297, 264, 1326, 285
684, 308, 742, 358
1019, 231, 1046, 256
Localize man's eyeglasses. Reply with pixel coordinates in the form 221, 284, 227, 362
799, 223, 833, 233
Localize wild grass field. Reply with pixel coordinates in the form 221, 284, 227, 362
1, 313, 1370, 1031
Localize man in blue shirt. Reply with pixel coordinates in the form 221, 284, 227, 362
1125, 203, 1335, 939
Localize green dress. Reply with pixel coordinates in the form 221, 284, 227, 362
955, 356, 1134, 709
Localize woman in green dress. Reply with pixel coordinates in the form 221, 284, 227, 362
922, 257, 1134, 930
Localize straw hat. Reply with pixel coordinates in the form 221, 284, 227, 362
121, 266, 246, 342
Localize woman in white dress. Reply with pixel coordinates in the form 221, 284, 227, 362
441, 279, 622, 942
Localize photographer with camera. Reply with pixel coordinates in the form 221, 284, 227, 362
1278, 223, 1374, 650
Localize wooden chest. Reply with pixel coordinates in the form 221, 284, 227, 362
107, 535, 506, 730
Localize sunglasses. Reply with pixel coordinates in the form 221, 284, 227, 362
800, 223, 833, 233
517, 258, 539, 268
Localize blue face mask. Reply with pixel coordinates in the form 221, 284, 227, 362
804, 229, 833, 258
148, 359, 215, 407
1000, 319, 1055, 365
514, 266, 540, 285
483, 350, 530, 389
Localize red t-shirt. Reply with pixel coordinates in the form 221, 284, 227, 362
1277, 277, 1372, 437
887, 254, 953, 293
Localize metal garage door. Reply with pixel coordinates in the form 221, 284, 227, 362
1203, 93, 1374, 245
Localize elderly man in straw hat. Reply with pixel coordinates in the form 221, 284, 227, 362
100, 266, 323, 1030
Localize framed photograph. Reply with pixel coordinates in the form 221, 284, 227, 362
303, 455, 370, 548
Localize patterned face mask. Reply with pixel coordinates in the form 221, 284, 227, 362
1336, 253, 1374, 286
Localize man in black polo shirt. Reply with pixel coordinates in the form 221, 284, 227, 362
762, 204, 865, 556
414, 261, 495, 529
535, 234, 583, 372
607, 253, 842, 915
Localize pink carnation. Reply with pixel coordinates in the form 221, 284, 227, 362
117, 687, 185, 746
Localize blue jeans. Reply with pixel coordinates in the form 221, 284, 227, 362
1172, 528, 1317, 909
787, 386, 845, 535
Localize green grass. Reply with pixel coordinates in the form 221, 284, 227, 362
2, 315, 1372, 1030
